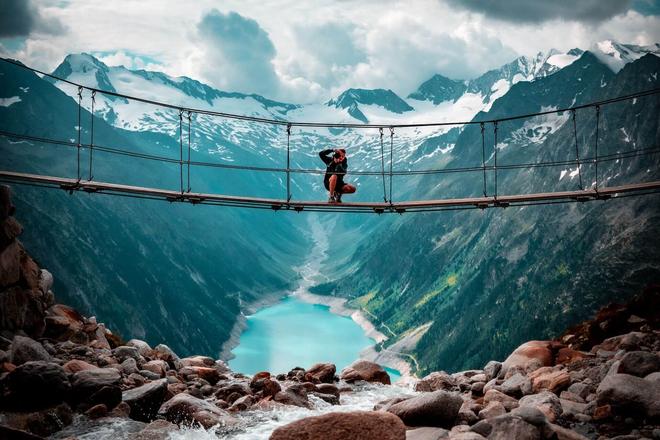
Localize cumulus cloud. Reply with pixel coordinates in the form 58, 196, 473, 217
445, 0, 632, 23
0, 0, 67, 37
196, 9, 280, 96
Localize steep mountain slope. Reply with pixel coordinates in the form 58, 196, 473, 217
317, 53, 660, 374
326, 88, 414, 123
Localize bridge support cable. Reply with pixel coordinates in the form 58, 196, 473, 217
595, 105, 601, 191
389, 127, 394, 205
379, 127, 388, 203
572, 109, 584, 191
481, 123, 487, 197
493, 121, 499, 202
286, 123, 292, 203
88, 91, 96, 181
187, 111, 192, 192
76, 86, 83, 183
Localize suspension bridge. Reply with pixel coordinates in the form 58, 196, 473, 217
0, 58, 659, 214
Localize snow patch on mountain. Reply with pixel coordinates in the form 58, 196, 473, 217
592, 40, 660, 72
0, 96, 21, 107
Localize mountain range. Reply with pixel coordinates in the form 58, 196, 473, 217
0, 39, 658, 375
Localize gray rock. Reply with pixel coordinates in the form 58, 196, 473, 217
645, 371, 660, 384
560, 398, 588, 417
121, 358, 139, 375
470, 420, 492, 437
484, 361, 502, 381
38, 269, 53, 295
71, 368, 121, 403
405, 427, 449, 440
618, 351, 660, 377
567, 382, 593, 400
10, 335, 51, 365
387, 390, 463, 428
113, 346, 141, 363
122, 378, 168, 422
140, 369, 162, 380
340, 360, 391, 384
274, 384, 311, 408
510, 406, 547, 425
519, 391, 562, 422
374, 396, 412, 411
596, 373, 660, 418
478, 401, 506, 419
157, 393, 237, 429
501, 373, 532, 397
127, 339, 153, 357
488, 414, 540, 440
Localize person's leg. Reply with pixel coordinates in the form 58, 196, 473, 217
328, 175, 337, 197
341, 184, 356, 194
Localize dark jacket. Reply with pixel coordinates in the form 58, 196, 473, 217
319, 149, 348, 190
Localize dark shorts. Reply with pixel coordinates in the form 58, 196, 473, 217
324, 179, 346, 192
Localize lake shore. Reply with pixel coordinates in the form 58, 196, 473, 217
293, 290, 415, 379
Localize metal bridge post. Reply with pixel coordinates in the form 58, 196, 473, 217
493, 121, 498, 200
389, 127, 394, 205
76, 86, 83, 182
187, 111, 192, 193
594, 105, 600, 191
481, 122, 487, 197
88, 90, 96, 181
572, 109, 584, 191
179, 109, 184, 194
286, 123, 292, 203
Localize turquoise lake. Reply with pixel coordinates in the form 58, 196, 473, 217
229, 297, 401, 382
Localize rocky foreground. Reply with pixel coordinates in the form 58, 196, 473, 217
1, 184, 659, 439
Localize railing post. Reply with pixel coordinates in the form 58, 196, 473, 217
493, 121, 498, 200
88, 90, 96, 181
76, 86, 83, 182
286, 123, 292, 203
594, 105, 600, 191
389, 126, 394, 204
179, 109, 184, 194
187, 111, 192, 192
481, 122, 487, 197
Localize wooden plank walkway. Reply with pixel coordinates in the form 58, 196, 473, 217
1, 170, 659, 213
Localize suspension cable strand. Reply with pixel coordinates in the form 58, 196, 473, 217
88, 90, 96, 181
76, 86, 83, 182
493, 121, 499, 200
179, 109, 184, 194
481, 122, 487, 197
572, 109, 584, 191
595, 105, 600, 191
379, 127, 387, 203
187, 111, 192, 192
286, 123, 292, 203
389, 127, 394, 204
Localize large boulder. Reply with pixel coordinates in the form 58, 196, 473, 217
501, 373, 532, 397
179, 365, 221, 385
502, 341, 554, 375
0, 403, 73, 437
270, 411, 406, 440
617, 351, 660, 377
43, 304, 85, 341
157, 393, 237, 429
9, 335, 51, 365
122, 378, 168, 422
113, 346, 141, 363
127, 339, 153, 357
70, 367, 121, 407
340, 360, 391, 384
0, 285, 47, 338
415, 371, 457, 392
387, 390, 462, 428
305, 363, 336, 383
63, 359, 97, 374
179, 355, 215, 368
596, 373, 660, 419
483, 389, 519, 411
1, 361, 70, 411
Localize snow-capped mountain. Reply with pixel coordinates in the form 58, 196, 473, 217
591, 40, 660, 73
326, 88, 414, 123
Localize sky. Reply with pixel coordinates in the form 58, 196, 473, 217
1, 0, 659, 103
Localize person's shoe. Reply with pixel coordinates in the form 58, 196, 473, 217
328, 194, 336, 203
335, 193, 342, 203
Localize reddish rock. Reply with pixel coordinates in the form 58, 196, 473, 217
528, 367, 570, 393
519, 391, 562, 422
305, 363, 336, 383
340, 360, 391, 384
555, 348, 588, 365
415, 371, 457, 392
179, 355, 215, 368
85, 403, 108, 419
502, 341, 554, 375
274, 384, 311, 408
387, 390, 463, 428
63, 359, 97, 374
592, 404, 612, 420
157, 393, 237, 429
142, 360, 168, 377
270, 411, 406, 440
483, 389, 519, 411
179, 366, 221, 385
44, 304, 85, 341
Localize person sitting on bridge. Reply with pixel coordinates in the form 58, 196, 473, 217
319, 148, 356, 203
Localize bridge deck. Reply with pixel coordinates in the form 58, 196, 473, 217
1, 170, 659, 213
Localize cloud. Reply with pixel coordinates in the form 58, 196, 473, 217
196, 9, 279, 96
445, 0, 632, 23
0, 0, 67, 38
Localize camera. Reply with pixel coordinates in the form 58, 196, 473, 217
333, 152, 342, 159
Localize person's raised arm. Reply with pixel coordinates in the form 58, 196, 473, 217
319, 149, 334, 165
